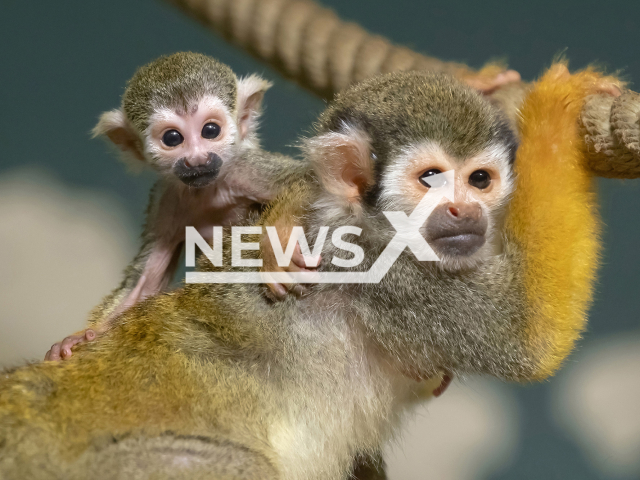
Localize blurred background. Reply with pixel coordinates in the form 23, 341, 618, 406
1, 1, 639, 478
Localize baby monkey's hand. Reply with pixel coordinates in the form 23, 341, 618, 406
260, 219, 321, 300
461, 65, 521, 94
263, 243, 321, 300
44, 328, 98, 361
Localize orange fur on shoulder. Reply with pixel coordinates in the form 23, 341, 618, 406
507, 64, 613, 379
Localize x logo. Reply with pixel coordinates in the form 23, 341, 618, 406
382, 171, 455, 261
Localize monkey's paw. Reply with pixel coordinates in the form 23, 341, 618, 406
462, 67, 521, 95
403, 367, 453, 398
44, 329, 98, 361
264, 243, 321, 301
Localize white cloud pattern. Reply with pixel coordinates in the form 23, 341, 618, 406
0, 169, 135, 368
552, 334, 640, 478
386, 378, 520, 480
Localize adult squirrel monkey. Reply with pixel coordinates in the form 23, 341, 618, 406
0, 65, 614, 479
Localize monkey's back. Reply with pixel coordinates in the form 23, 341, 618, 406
0, 292, 279, 479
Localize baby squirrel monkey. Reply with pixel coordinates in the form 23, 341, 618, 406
45, 52, 315, 361
0, 67, 611, 479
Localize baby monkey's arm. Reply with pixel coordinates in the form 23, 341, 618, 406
258, 179, 322, 299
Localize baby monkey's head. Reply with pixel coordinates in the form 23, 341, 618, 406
310, 71, 517, 271
93, 52, 271, 187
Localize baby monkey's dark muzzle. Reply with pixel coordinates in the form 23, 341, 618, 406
173, 153, 223, 187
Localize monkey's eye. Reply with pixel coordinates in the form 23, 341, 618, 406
202, 122, 221, 139
162, 129, 184, 147
419, 169, 445, 188
469, 170, 491, 189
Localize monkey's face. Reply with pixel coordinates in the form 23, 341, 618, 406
144, 95, 238, 188
381, 141, 515, 271
94, 58, 271, 184
310, 71, 517, 272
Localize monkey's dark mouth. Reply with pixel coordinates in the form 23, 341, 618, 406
428, 233, 486, 257
173, 154, 223, 188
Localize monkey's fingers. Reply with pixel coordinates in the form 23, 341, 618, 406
60, 329, 98, 359
262, 253, 290, 300
263, 246, 321, 299
463, 69, 521, 94
267, 269, 305, 298
44, 343, 62, 362
262, 267, 297, 300
266, 281, 289, 300
265, 262, 320, 300
266, 281, 306, 300
283, 261, 322, 297
432, 374, 453, 397
288, 283, 307, 298
593, 78, 622, 98
44, 329, 98, 361
291, 244, 321, 270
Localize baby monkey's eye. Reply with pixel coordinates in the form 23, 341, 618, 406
419, 169, 446, 188
162, 129, 184, 147
468, 170, 491, 189
202, 122, 221, 139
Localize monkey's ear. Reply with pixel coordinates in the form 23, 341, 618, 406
305, 125, 374, 203
92, 109, 145, 162
236, 75, 273, 140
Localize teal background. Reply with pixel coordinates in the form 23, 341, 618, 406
1, 1, 639, 478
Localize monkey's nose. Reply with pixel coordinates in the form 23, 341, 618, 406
184, 154, 211, 168
446, 203, 482, 221
173, 153, 223, 187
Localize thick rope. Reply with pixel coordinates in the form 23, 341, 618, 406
580, 91, 640, 178
168, 0, 472, 97
167, 0, 640, 179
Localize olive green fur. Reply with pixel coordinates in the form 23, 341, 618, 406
318, 71, 514, 161
123, 52, 238, 133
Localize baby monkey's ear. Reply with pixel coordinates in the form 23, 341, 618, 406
92, 109, 145, 162
306, 124, 375, 204
236, 74, 273, 140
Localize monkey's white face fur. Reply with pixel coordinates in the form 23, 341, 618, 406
309, 124, 515, 274
94, 74, 270, 189
380, 140, 515, 271
145, 95, 239, 180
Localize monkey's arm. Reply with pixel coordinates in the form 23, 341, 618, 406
503, 65, 613, 378
257, 176, 320, 298
94, 181, 184, 324
225, 150, 310, 204
222, 151, 323, 299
